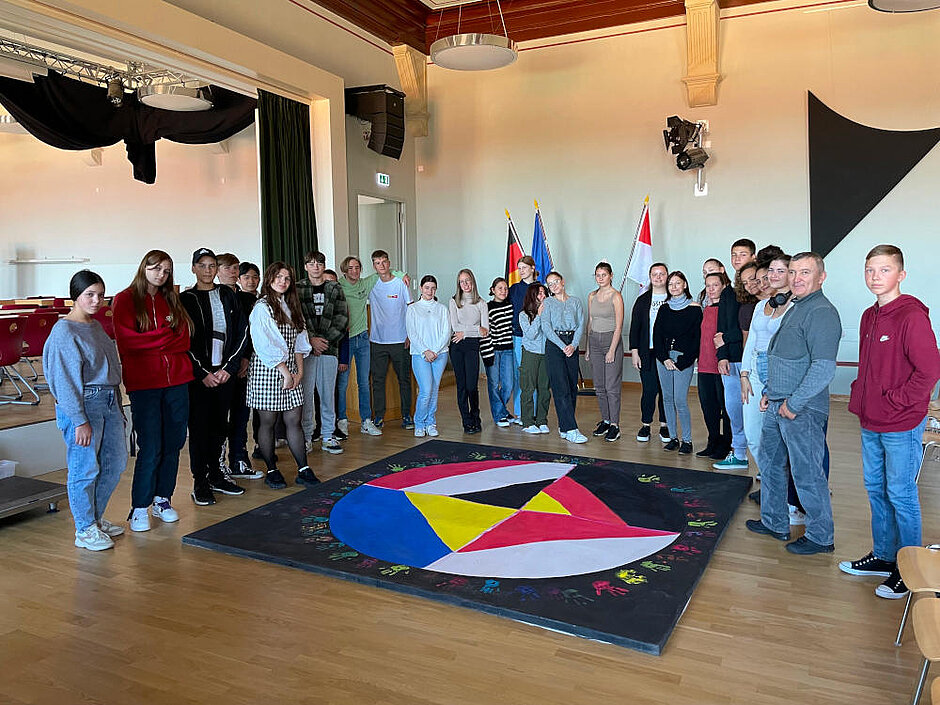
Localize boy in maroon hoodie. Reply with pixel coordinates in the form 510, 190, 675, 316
840, 244, 940, 599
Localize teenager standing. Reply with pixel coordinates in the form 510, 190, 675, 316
509, 255, 538, 422
543, 271, 587, 443
519, 283, 552, 434
45, 270, 128, 550
586, 262, 625, 442
406, 275, 451, 437
697, 271, 732, 460
628, 263, 670, 443
112, 250, 192, 532
482, 277, 516, 427
449, 268, 489, 433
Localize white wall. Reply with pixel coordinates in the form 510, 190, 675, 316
0, 126, 260, 297
415, 3, 940, 392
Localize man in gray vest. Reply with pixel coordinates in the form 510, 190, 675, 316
746, 251, 841, 555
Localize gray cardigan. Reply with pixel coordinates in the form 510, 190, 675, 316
764, 288, 842, 415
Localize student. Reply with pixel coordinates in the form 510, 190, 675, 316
337, 255, 408, 436
519, 283, 552, 434
652, 271, 702, 454
449, 268, 489, 433
297, 250, 348, 455
509, 255, 538, 422
543, 271, 587, 443
112, 250, 192, 532
406, 275, 451, 437
308, 269, 350, 443
44, 270, 128, 550
736, 262, 761, 347
586, 262, 625, 442
181, 248, 250, 506
629, 263, 670, 443
697, 270, 732, 460
217, 254, 263, 481
481, 277, 516, 427
247, 262, 317, 489
729, 238, 757, 276
369, 250, 414, 430
841, 245, 940, 598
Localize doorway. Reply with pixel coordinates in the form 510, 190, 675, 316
356, 194, 404, 267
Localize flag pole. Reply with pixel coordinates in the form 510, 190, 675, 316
534, 199, 554, 270
505, 209, 525, 255
619, 195, 649, 292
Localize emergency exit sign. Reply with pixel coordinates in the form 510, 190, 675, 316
376, 173, 390, 188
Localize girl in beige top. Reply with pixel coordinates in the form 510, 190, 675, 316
585, 261, 625, 441
448, 269, 489, 432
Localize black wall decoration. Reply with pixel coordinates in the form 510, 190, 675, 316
809, 91, 940, 259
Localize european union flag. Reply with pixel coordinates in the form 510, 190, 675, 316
531, 210, 553, 284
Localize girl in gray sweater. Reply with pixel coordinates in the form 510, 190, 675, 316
43, 271, 128, 551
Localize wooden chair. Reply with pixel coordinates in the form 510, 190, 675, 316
896, 546, 940, 646
911, 599, 940, 704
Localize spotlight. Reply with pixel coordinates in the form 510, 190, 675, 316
107, 77, 124, 107
663, 115, 700, 155
676, 147, 709, 171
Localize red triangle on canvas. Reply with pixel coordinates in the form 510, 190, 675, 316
540, 476, 625, 525
457, 511, 677, 552
368, 460, 537, 490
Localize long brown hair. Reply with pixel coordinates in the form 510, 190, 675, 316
129, 250, 191, 332
522, 282, 548, 322
260, 262, 305, 329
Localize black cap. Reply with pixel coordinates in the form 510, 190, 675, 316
192, 248, 216, 265
238, 261, 259, 276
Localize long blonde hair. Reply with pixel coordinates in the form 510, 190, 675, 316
128, 250, 191, 332
453, 268, 481, 308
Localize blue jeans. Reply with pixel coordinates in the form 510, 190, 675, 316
485, 349, 515, 422
337, 330, 371, 422
411, 353, 448, 429
656, 361, 694, 442
56, 387, 128, 531
722, 363, 747, 458
512, 336, 522, 418
128, 383, 189, 508
861, 417, 927, 562
758, 401, 834, 545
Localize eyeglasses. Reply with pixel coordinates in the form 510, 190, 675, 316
546, 279, 562, 288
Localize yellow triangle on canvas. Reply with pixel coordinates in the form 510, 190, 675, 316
405, 492, 515, 551
521, 492, 571, 515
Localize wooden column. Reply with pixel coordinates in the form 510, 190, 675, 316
393, 44, 429, 137
682, 0, 721, 107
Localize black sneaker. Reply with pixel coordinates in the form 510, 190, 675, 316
696, 445, 715, 458
678, 441, 693, 455
191, 485, 216, 506
710, 448, 729, 460
605, 425, 621, 442
401, 415, 415, 430
229, 460, 264, 480
252, 445, 264, 460
875, 567, 909, 599
635, 425, 651, 442
209, 476, 246, 496
264, 469, 287, 489
785, 536, 834, 555
593, 421, 611, 437
296, 467, 321, 486
838, 552, 895, 577
664, 438, 679, 451
658, 426, 671, 444
333, 426, 348, 441
745, 519, 790, 541
748, 490, 761, 504
311, 428, 321, 443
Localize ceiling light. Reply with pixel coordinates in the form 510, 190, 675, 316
429, 0, 517, 71
868, 0, 940, 10
107, 77, 124, 107
137, 84, 213, 111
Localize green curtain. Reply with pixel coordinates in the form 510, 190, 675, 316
257, 90, 317, 275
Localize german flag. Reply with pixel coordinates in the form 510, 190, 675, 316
504, 210, 525, 286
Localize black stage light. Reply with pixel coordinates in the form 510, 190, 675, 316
676, 146, 709, 171
107, 77, 124, 107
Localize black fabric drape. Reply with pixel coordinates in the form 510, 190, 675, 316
0, 70, 256, 183
257, 90, 317, 273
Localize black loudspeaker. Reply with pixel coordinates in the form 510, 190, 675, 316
345, 84, 405, 160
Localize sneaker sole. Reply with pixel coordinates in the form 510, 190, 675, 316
321, 447, 344, 455
605, 434, 621, 442
129, 522, 151, 532
875, 587, 909, 599
152, 512, 179, 524
74, 538, 114, 551
230, 473, 264, 480
838, 562, 892, 577
191, 492, 216, 506
635, 436, 650, 442
264, 480, 287, 489
209, 486, 245, 496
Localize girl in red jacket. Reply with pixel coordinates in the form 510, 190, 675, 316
112, 250, 193, 533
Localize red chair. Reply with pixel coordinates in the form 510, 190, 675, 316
53, 298, 66, 307
20, 312, 58, 387
0, 316, 39, 405
0, 304, 36, 310
92, 305, 115, 339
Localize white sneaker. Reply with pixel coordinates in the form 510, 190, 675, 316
337, 418, 349, 435
361, 419, 383, 436
75, 524, 114, 551
415, 428, 426, 438
129, 507, 151, 532
511, 417, 524, 426
496, 418, 511, 427
788, 504, 806, 526
98, 518, 124, 537
152, 497, 180, 523
538, 425, 550, 434
566, 430, 589, 444
523, 425, 540, 434
426, 425, 439, 437
322, 437, 344, 454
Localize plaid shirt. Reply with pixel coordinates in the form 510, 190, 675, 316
297, 279, 349, 357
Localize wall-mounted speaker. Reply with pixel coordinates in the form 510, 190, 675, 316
345, 84, 405, 160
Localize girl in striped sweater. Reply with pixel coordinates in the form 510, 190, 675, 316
481, 277, 516, 427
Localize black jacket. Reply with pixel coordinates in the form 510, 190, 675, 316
653, 304, 703, 371
181, 285, 249, 380
716, 285, 742, 363
628, 289, 663, 363
236, 288, 258, 359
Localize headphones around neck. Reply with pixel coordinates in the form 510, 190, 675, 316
768, 291, 792, 309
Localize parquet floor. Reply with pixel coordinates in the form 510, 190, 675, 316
1, 385, 936, 705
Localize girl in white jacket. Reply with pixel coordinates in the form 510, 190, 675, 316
406, 275, 451, 437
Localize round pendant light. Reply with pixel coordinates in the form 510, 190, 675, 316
137, 84, 213, 111
430, 33, 518, 71
868, 0, 940, 10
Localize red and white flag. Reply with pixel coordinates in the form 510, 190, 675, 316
621, 196, 653, 292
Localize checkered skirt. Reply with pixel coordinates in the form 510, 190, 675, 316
246, 304, 304, 412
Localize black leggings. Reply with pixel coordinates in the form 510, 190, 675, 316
257, 407, 307, 471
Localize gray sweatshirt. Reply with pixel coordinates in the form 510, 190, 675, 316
542, 295, 585, 351
764, 288, 841, 415
42, 319, 122, 425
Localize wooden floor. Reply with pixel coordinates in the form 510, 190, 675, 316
1, 385, 936, 705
